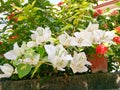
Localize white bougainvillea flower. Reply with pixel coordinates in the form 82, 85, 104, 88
27, 41, 38, 48
58, 32, 73, 46
100, 31, 115, 44
4, 42, 27, 60
70, 51, 91, 73
92, 30, 115, 44
0, 63, 14, 78
92, 30, 105, 44
85, 23, 115, 44
44, 44, 73, 71
31, 27, 51, 45
85, 22, 99, 32
73, 31, 93, 47
23, 54, 40, 65
18, 48, 40, 65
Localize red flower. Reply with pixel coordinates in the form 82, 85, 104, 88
96, 44, 108, 54
0, 41, 2, 45
7, 13, 15, 20
7, 13, 18, 22
57, 2, 64, 6
93, 9, 102, 18
115, 26, 120, 33
113, 36, 120, 44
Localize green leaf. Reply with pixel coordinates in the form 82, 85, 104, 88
32, 0, 36, 7
12, 5, 22, 11
32, 7, 40, 12
47, 17, 55, 23
37, 46, 45, 58
31, 61, 45, 78
61, 24, 73, 31
17, 64, 32, 78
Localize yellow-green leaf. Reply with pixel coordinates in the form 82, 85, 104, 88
17, 16, 26, 21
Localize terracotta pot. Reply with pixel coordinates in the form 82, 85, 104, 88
87, 53, 108, 73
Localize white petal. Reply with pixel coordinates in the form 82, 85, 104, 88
83, 60, 92, 65
70, 51, 90, 73
33, 54, 40, 65
79, 66, 88, 73
0, 64, 14, 76
58, 33, 72, 46
13, 42, 19, 50
0, 74, 11, 78
103, 31, 115, 42
36, 27, 44, 32
70, 37, 78, 46
80, 39, 92, 47
74, 32, 80, 38
62, 55, 73, 60
44, 45, 55, 60
43, 27, 51, 40
21, 42, 27, 49
86, 23, 99, 32
4, 50, 17, 60
35, 36, 43, 45
58, 34, 66, 44
27, 41, 37, 48
0, 24, 6, 29
31, 34, 36, 40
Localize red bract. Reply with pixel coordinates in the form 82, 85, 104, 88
0, 41, 2, 45
115, 26, 120, 33
93, 9, 102, 18
113, 36, 120, 44
7, 13, 15, 20
57, 2, 64, 6
96, 44, 108, 54
7, 13, 18, 22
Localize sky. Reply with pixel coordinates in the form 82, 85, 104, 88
48, 0, 61, 4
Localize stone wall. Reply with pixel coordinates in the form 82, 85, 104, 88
0, 72, 120, 90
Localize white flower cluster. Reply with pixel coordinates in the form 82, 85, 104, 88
2, 23, 115, 78
58, 22, 115, 47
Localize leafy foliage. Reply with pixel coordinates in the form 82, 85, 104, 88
0, 0, 120, 80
